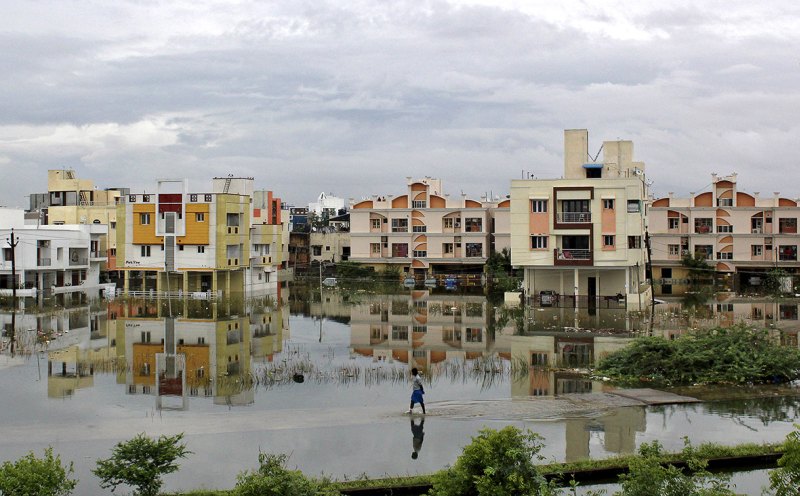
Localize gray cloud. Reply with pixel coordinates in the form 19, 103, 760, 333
1, 0, 800, 209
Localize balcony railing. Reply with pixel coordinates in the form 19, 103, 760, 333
557, 212, 591, 223
69, 257, 88, 266
556, 249, 591, 260
37, 258, 51, 266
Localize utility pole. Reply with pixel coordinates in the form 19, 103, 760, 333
6, 229, 19, 355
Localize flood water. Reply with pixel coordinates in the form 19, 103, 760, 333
1, 287, 799, 495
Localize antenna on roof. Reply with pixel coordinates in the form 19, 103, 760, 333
590, 143, 604, 163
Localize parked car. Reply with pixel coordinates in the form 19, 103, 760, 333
539, 290, 558, 307
322, 277, 338, 287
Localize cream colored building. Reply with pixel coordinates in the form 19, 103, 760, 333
649, 173, 800, 295
510, 130, 651, 310
349, 178, 509, 280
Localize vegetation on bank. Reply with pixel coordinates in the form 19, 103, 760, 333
5, 427, 800, 496
595, 324, 800, 386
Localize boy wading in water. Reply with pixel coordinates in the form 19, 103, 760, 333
406, 367, 426, 414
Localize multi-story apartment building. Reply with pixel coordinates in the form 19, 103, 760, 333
649, 173, 800, 295
510, 130, 651, 310
0, 208, 110, 297
349, 178, 510, 280
115, 177, 284, 298
28, 170, 127, 275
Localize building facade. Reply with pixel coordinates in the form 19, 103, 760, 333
349, 177, 509, 279
115, 178, 283, 298
0, 208, 108, 297
649, 173, 800, 295
510, 130, 651, 310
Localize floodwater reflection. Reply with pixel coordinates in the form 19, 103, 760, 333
2, 290, 800, 494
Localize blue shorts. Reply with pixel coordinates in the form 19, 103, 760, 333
411, 390, 424, 404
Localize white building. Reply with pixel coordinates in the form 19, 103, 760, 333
510, 130, 651, 310
308, 192, 345, 219
1, 208, 108, 297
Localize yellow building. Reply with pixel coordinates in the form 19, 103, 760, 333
116, 177, 262, 298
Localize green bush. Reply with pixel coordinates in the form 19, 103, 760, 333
235, 453, 340, 496
770, 425, 800, 496
0, 447, 77, 496
93, 432, 191, 496
596, 325, 800, 385
427, 426, 556, 496
616, 440, 734, 496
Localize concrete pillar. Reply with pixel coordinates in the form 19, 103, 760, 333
123, 270, 130, 294
212, 271, 218, 296
182, 272, 189, 293
573, 269, 579, 308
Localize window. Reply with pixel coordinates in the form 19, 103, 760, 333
2, 248, 11, 261
779, 245, 798, 261
139, 213, 151, 225
391, 218, 408, 232
190, 194, 197, 202
370, 243, 381, 254
391, 325, 408, 340
412, 200, 426, 208
412, 225, 427, 233
752, 245, 762, 257
694, 218, 713, 234
226, 213, 240, 227
465, 243, 482, 257
204, 194, 213, 202
371, 219, 381, 229
627, 236, 642, 249
464, 218, 483, 232
443, 218, 454, 229
443, 243, 454, 254
391, 243, 408, 257
716, 252, 733, 260
413, 325, 427, 334
603, 199, 615, 210
780, 218, 798, 234
627, 200, 641, 213
197, 246, 205, 254
312, 246, 322, 256
140, 245, 151, 257
413, 250, 427, 257
110, 221, 117, 229
717, 224, 733, 233
717, 198, 733, 207
129, 195, 137, 203
668, 218, 680, 229
530, 236, 548, 249
669, 244, 680, 256
196, 213, 205, 222
603, 235, 615, 247
465, 328, 482, 343
142, 194, 150, 202
695, 245, 713, 259
531, 200, 547, 213
531, 352, 548, 367
178, 245, 184, 251
326, 245, 330, 251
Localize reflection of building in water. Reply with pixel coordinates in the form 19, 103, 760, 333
117, 312, 253, 406
654, 298, 800, 344
564, 407, 646, 462
509, 334, 633, 397
47, 346, 95, 398
349, 291, 514, 370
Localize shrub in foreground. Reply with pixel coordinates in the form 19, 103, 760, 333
770, 425, 800, 496
93, 432, 190, 496
0, 447, 77, 496
235, 452, 340, 496
427, 426, 556, 496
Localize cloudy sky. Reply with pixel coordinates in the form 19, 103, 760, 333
1, 0, 799, 208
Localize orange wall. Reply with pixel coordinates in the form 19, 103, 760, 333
529, 212, 549, 237
132, 204, 163, 245
178, 203, 210, 245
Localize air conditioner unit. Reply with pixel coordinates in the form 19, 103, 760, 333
752, 228, 762, 234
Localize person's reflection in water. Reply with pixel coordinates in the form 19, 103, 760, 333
411, 417, 424, 460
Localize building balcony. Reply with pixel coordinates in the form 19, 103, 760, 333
554, 249, 593, 266
556, 212, 592, 223
69, 258, 88, 267
38, 258, 51, 267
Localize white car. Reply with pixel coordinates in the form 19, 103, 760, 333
322, 277, 338, 287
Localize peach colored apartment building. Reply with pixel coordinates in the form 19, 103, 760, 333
348, 178, 509, 280
649, 173, 800, 295
510, 130, 651, 310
